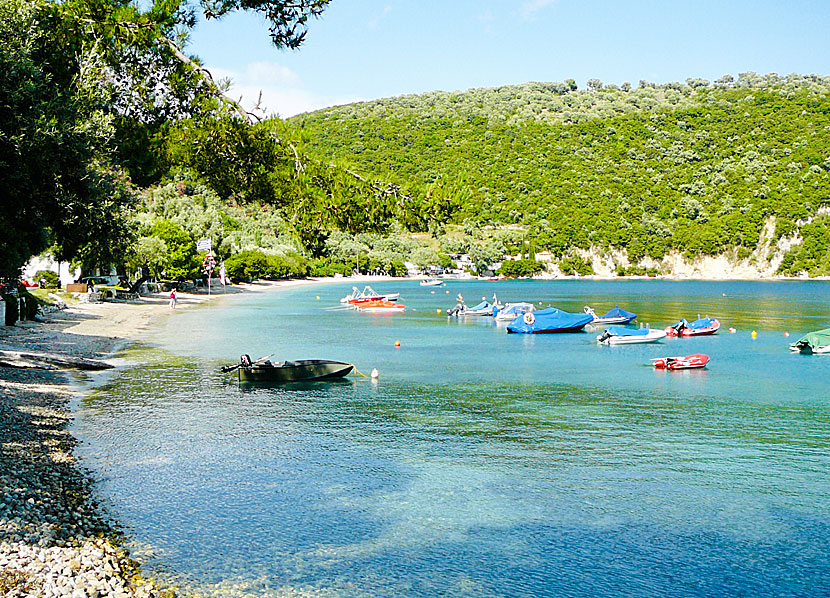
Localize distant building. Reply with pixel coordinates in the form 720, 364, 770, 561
450, 253, 474, 272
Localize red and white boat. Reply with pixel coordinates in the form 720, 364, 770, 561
652, 353, 710, 370
664, 317, 720, 337
355, 299, 405, 313
340, 285, 400, 304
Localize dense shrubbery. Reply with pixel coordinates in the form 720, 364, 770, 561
224, 250, 310, 282
615, 265, 660, 277
558, 254, 594, 276
777, 216, 830, 276
35, 270, 59, 288
498, 259, 545, 278
288, 74, 830, 271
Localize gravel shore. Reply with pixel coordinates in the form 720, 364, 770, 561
0, 301, 178, 598
1, 277, 382, 597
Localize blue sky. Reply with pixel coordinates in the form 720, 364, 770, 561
187, 0, 830, 118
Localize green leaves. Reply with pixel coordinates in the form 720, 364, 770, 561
286, 76, 830, 268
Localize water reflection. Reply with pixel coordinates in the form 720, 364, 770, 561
76, 281, 830, 597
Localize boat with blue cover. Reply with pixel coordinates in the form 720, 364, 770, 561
506, 307, 594, 334
494, 302, 535, 322
584, 305, 637, 325
597, 326, 667, 345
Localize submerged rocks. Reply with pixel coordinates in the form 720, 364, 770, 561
1, 314, 163, 597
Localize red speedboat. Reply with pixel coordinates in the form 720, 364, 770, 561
664, 317, 720, 337
652, 354, 710, 370
355, 299, 405, 313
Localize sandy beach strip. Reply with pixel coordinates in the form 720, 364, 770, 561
0, 275, 401, 597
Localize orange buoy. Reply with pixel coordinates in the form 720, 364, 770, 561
728, 327, 736, 333
784, 332, 790, 337
394, 340, 401, 347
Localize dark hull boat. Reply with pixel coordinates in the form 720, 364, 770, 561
224, 355, 353, 384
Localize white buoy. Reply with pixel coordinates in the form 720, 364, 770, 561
371, 368, 379, 380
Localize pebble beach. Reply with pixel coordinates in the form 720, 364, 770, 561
0, 277, 379, 597
0, 299, 174, 598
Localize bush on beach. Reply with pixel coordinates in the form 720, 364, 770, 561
224, 250, 310, 282
35, 270, 59, 288
497, 258, 545, 278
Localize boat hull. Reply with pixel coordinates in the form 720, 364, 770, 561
665, 318, 720, 337
508, 324, 588, 334
592, 316, 637, 325
238, 360, 353, 383
599, 330, 667, 345
652, 354, 709, 370
356, 299, 405, 312
790, 344, 830, 355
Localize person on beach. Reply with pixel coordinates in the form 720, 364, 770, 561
169, 287, 177, 309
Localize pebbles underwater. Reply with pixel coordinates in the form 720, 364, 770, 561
1, 313, 163, 597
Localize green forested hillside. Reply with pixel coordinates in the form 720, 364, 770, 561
288, 74, 830, 274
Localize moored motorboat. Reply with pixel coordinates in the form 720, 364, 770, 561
506, 307, 594, 334
494, 302, 535, 322
340, 285, 400, 304
652, 354, 710, 370
665, 317, 720, 337
420, 279, 445, 287
355, 299, 405, 312
597, 326, 666, 345
223, 355, 354, 383
790, 328, 830, 354
584, 305, 637, 325
447, 300, 498, 317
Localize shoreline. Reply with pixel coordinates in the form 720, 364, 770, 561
1, 274, 827, 595
0, 275, 409, 597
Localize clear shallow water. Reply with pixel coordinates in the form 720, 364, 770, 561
75, 280, 830, 597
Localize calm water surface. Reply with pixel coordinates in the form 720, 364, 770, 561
75, 280, 830, 597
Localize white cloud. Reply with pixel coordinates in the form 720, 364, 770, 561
368, 5, 393, 29
205, 62, 360, 118
520, 0, 557, 20
244, 61, 301, 86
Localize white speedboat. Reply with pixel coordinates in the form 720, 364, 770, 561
420, 279, 445, 287
597, 326, 666, 345
584, 305, 637, 325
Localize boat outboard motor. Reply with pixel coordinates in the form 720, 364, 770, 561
795, 340, 813, 355
598, 330, 611, 343
447, 303, 465, 316
240, 354, 252, 367
671, 319, 688, 334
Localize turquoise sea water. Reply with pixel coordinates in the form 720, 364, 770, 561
75, 280, 830, 597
